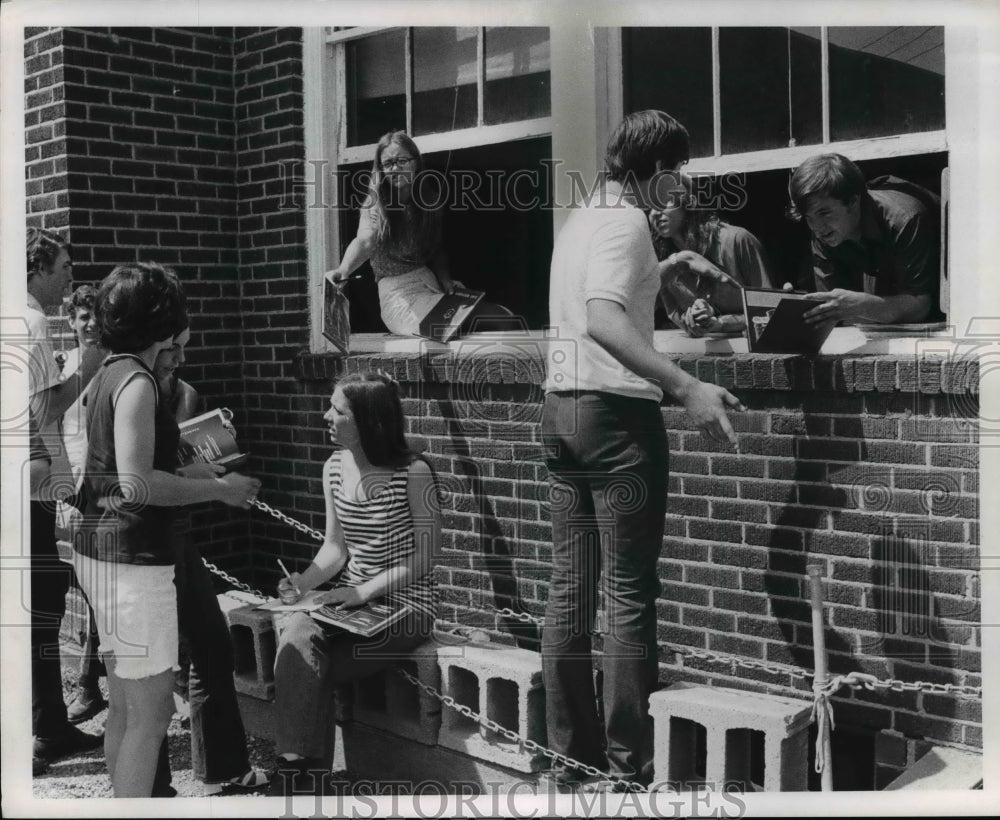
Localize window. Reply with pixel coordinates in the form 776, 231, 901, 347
306, 27, 553, 343
619, 26, 948, 294
622, 26, 945, 171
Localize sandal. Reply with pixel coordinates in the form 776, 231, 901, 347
203, 768, 270, 795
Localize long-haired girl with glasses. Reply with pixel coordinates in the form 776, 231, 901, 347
328, 129, 514, 336
651, 172, 774, 336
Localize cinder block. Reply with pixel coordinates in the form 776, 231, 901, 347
351, 639, 442, 745
883, 745, 982, 790
436, 643, 546, 773
650, 682, 812, 792
225, 604, 276, 701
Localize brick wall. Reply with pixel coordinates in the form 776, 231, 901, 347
292, 350, 980, 785
25, 26, 981, 784
24, 26, 307, 580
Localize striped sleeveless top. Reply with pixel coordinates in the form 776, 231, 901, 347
329, 450, 437, 622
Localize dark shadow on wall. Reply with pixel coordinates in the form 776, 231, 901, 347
417, 360, 542, 649
763, 398, 965, 788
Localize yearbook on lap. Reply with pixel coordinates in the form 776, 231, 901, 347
310, 596, 412, 637
177, 408, 248, 470
742, 287, 835, 356
417, 287, 485, 343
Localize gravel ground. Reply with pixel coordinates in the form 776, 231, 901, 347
31, 660, 277, 799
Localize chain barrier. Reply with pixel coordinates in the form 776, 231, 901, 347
202, 497, 984, 787
395, 667, 642, 793
251, 498, 325, 542
200, 498, 323, 600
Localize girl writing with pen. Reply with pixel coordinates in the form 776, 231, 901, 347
266, 372, 440, 796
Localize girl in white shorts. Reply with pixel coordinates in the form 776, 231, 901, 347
73, 263, 259, 797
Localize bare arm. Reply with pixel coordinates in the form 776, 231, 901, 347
329, 216, 376, 281
278, 456, 349, 598
802, 289, 931, 325
38, 343, 103, 425
173, 379, 200, 424
587, 298, 744, 445
113, 376, 259, 508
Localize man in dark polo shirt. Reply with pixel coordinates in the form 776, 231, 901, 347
788, 153, 942, 327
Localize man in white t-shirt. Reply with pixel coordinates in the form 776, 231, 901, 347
26, 228, 103, 774
541, 110, 744, 790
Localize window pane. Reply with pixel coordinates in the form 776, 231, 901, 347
719, 28, 822, 154
484, 27, 551, 125
413, 27, 479, 136
829, 26, 945, 141
622, 28, 713, 159
346, 30, 406, 147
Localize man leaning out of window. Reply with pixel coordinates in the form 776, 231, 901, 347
788, 152, 942, 329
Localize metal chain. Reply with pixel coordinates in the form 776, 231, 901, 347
662, 642, 981, 699
395, 668, 643, 793
200, 557, 268, 601
251, 498, 325, 542
209, 498, 988, 704
198, 498, 323, 601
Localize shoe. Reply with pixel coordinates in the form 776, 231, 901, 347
151, 784, 177, 798
542, 765, 606, 791
66, 689, 108, 724
265, 757, 328, 797
33, 725, 104, 762
204, 767, 270, 795
32, 754, 50, 776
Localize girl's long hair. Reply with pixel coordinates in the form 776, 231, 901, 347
337, 371, 413, 469
368, 130, 440, 262
652, 174, 721, 260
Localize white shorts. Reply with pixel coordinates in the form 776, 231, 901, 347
71, 551, 179, 680
377, 267, 443, 335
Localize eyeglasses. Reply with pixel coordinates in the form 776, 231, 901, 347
380, 156, 414, 171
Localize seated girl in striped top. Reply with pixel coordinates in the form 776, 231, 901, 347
267, 372, 439, 796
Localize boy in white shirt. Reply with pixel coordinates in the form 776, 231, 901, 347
542, 110, 743, 789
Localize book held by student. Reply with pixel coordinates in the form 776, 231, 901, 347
177, 407, 248, 469
742, 287, 835, 356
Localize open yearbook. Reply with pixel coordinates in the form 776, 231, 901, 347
177, 407, 248, 469
311, 598, 412, 637
256, 590, 412, 636
418, 287, 485, 343
742, 287, 835, 355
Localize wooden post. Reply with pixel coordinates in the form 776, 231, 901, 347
808, 563, 834, 791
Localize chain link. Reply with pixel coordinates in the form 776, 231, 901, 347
252, 498, 325, 541
201, 557, 268, 601
494, 607, 544, 626
662, 643, 981, 699
395, 668, 641, 791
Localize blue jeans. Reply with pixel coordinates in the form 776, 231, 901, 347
273, 610, 434, 766
540, 391, 668, 785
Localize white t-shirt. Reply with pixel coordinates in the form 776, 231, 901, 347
58, 346, 88, 487
27, 295, 65, 501
544, 186, 662, 402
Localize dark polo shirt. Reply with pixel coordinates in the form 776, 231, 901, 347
811, 176, 942, 320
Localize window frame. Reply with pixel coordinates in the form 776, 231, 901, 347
306, 26, 554, 351
606, 26, 947, 174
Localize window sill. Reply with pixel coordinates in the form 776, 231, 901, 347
297, 326, 974, 395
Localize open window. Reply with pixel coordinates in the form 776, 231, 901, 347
306, 26, 553, 343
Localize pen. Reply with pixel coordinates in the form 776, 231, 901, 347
277, 558, 299, 593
